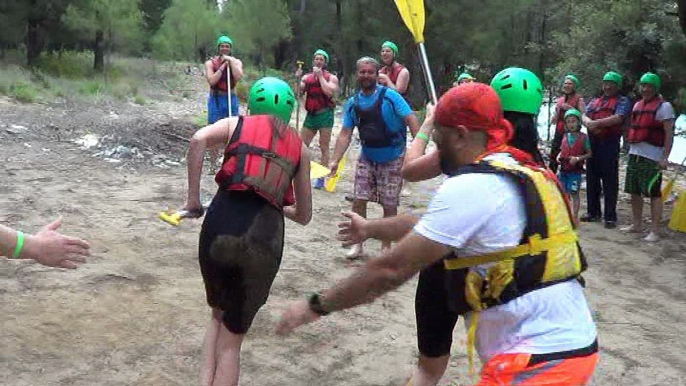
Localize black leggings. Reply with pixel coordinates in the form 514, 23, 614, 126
415, 261, 460, 357
199, 190, 284, 334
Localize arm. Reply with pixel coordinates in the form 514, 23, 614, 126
381, 68, 410, 94
283, 145, 313, 225
184, 117, 238, 210
402, 151, 442, 182
1, 219, 90, 269
329, 128, 353, 172
318, 74, 339, 98
404, 113, 420, 137
205, 60, 227, 87
337, 211, 419, 246
228, 57, 244, 81
577, 97, 587, 116
661, 119, 675, 168
299, 75, 307, 97
276, 232, 449, 334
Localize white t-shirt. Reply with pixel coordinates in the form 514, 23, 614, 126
628, 101, 675, 162
413, 153, 597, 362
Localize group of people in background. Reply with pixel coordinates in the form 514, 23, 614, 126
2, 32, 679, 386
548, 71, 675, 242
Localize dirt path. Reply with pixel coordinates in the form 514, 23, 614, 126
1, 83, 685, 386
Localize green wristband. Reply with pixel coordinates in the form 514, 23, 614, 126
416, 132, 430, 142
12, 231, 25, 259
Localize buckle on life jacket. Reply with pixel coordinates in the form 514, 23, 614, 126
443, 231, 578, 270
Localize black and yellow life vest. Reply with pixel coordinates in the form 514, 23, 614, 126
442, 159, 587, 314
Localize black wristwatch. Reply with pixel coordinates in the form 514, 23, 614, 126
308, 292, 330, 316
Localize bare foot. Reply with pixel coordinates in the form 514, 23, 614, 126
619, 224, 643, 233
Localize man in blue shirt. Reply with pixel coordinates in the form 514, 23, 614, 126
329, 56, 420, 259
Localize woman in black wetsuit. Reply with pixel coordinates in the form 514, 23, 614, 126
181, 77, 312, 386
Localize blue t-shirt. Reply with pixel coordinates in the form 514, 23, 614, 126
342, 86, 413, 163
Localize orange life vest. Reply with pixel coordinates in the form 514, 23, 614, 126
303, 70, 335, 112
379, 62, 409, 97
215, 115, 302, 208
559, 132, 588, 173
586, 96, 622, 140
554, 93, 582, 135
210, 56, 238, 93
627, 96, 665, 147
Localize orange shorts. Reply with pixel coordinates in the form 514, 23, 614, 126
474, 352, 599, 386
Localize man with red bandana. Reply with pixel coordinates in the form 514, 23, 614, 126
277, 83, 598, 386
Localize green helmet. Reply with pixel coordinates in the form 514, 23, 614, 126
381, 41, 398, 56
490, 67, 544, 114
248, 77, 296, 123
639, 72, 661, 90
216, 35, 233, 47
602, 71, 622, 85
313, 49, 329, 63
564, 74, 580, 88
457, 72, 474, 83
564, 108, 582, 120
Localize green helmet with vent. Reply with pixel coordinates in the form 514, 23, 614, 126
602, 71, 622, 85
248, 77, 296, 123
564, 74, 580, 88
381, 41, 398, 56
564, 108, 582, 120
313, 49, 329, 63
457, 72, 474, 83
216, 35, 233, 47
639, 72, 661, 90
490, 67, 544, 114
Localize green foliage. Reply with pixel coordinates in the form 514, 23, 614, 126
222, 0, 292, 69
134, 95, 146, 105
36, 51, 93, 78
151, 0, 223, 61
10, 82, 39, 103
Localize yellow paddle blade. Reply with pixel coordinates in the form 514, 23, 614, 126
668, 190, 686, 233
158, 211, 182, 226
310, 161, 331, 179
394, 0, 426, 43
662, 178, 675, 202
325, 153, 347, 192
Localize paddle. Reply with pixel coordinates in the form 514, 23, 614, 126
660, 154, 686, 202
394, 0, 437, 104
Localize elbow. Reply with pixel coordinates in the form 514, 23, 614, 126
294, 207, 312, 225
189, 133, 206, 152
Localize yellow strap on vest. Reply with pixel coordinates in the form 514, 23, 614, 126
443, 231, 578, 270
467, 312, 480, 383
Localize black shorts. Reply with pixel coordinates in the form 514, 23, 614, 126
199, 189, 284, 334
415, 260, 461, 358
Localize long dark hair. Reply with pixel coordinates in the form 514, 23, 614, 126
503, 111, 545, 166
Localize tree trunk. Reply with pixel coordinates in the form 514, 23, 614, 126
299, 0, 307, 14
335, 0, 349, 96
94, 30, 104, 71
678, 0, 686, 37
27, 17, 42, 66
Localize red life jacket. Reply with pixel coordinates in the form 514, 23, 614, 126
554, 93, 582, 135
559, 132, 588, 173
215, 115, 302, 209
303, 70, 335, 112
627, 96, 665, 147
379, 62, 410, 97
210, 56, 237, 93
586, 95, 622, 140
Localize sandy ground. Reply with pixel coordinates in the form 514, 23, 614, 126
1, 74, 686, 386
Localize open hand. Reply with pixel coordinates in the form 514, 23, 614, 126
275, 299, 321, 336
23, 218, 90, 269
337, 211, 369, 247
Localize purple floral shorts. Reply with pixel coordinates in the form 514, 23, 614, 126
353, 154, 404, 207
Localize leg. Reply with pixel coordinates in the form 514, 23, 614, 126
548, 130, 564, 173
381, 204, 398, 251
411, 262, 460, 386
379, 156, 404, 251
349, 156, 374, 258
572, 193, 580, 223
211, 322, 245, 386
583, 141, 602, 221
200, 308, 223, 386
347, 199, 368, 258
625, 194, 644, 231
300, 127, 317, 148
647, 196, 663, 240
318, 128, 332, 167
601, 139, 620, 225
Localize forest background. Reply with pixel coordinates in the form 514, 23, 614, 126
1, 0, 686, 123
